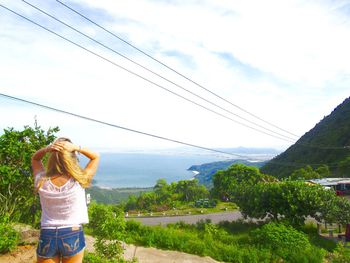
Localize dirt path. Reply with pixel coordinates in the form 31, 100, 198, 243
0, 225, 220, 263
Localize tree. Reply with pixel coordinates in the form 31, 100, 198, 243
174, 179, 209, 202
289, 165, 329, 181
289, 165, 319, 180
136, 192, 157, 210
212, 164, 276, 201
234, 180, 350, 226
125, 195, 138, 211
153, 179, 171, 204
0, 124, 58, 224
315, 165, 330, 178
337, 157, 350, 177
87, 203, 126, 261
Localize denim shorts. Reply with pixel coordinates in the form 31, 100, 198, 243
37, 226, 85, 259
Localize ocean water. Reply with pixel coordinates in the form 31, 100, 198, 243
84, 152, 225, 188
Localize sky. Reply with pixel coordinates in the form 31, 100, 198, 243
0, 0, 349, 153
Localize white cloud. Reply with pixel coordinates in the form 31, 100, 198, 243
0, 0, 349, 152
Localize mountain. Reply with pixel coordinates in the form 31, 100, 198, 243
261, 97, 350, 178
188, 159, 266, 187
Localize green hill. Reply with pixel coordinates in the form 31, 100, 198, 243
261, 96, 350, 178
189, 159, 266, 187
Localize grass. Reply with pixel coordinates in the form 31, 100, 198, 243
126, 201, 237, 217
123, 219, 332, 263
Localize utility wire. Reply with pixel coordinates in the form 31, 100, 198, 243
55, 0, 300, 139
22, 0, 295, 142
31, 1, 350, 152
2, 4, 347, 152
0, 3, 294, 143
0, 93, 255, 159
1, 93, 348, 168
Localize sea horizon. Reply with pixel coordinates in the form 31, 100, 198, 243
84, 152, 228, 188
79, 148, 278, 188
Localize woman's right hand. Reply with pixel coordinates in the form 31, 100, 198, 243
51, 141, 78, 153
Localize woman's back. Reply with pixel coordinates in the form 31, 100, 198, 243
31, 138, 100, 263
35, 172, 89, 227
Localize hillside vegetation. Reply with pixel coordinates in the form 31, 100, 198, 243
189, 159, 266, 187
2, 115, 350, 262
261, 97, 350, 178
86, 186, 152, 204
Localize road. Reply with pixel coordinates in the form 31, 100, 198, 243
126, 211, 243, 226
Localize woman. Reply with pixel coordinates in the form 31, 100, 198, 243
31, 137, 100, 263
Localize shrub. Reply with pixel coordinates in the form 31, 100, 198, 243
252, 222, 310, 251
0, 222, 19, 254
186, 239, 206, 256
87, 203, 128, 262
331, 243, 350, 263
0, 125, 58, 225
83, 251, 137, 263
88, 203, 125, 240
252, 222, 325, 262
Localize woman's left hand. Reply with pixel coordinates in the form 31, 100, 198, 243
52, 141, 78, 153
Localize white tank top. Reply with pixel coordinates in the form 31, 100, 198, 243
35, 172, 89, 227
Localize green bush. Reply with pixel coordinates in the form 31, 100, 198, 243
0, 125, 58, 225
301, 223, 337, 252
83, 252, 137, 263
88, 203, 125, 240
252, 222, 310, 251
87, 203, 128, 261
0, 222, 19, 254
186, 239, 206, 256
252, 222, 325, 262
331, 243, 350, 263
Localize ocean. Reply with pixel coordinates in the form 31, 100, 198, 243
83, 152, 226, 188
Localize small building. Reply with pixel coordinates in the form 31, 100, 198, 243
308, 178, 350, 196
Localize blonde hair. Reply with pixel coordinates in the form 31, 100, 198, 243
36, 138, 91, 192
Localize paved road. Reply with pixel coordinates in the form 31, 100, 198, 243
126, 211, 243, 226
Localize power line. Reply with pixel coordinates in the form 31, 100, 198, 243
24, 2, 349, 152
0, 3, 294, 143
1, 93, 348, 169
21, 0, 296, 142
0, 93, 253, 159
0, 4, 349, 161
55, 0, 300, 139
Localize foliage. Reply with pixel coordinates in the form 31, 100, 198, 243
212, 163, 277, 201
84, 251, 137, 263
88, 203, 125, 240
0, 220, 19, 254
124, 178, 209, 212
234, 180, 350, 226
87, 201, 346, 263
188, 159, 267, 187
0, 124, 58, 224
123, 219, 330, 263
252, 222, 313, 258
289, 165, 324, 180
330, 243, 350, 263
86, 186, 151, 205
301, 223, 338, 252
173, 179, 209, 202
212, 164, 350, 226
261, 97, 350, 178
124, 194, 138, 211
86, 203, 137, 262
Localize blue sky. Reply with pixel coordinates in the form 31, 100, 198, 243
0, 0, 349, 152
